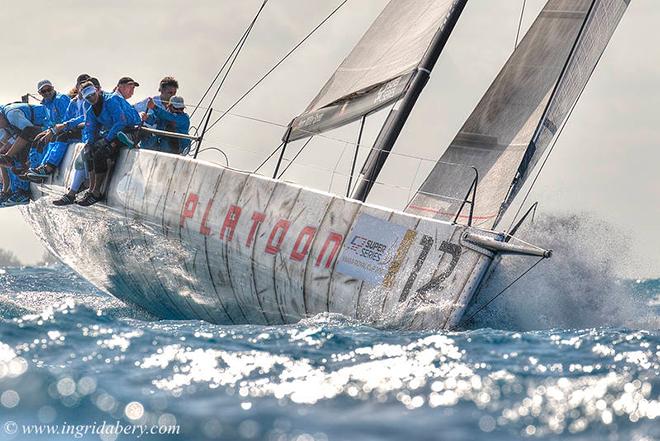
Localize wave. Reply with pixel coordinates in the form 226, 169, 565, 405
466, 213, 659, 331
0, 266, 155, 322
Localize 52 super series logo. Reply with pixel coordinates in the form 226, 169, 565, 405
347, 235, 389, 263
336, 214, 408, 285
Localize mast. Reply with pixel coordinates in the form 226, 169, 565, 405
351, 0, 467, 202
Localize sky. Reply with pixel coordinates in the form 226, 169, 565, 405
0, 0, 658, 277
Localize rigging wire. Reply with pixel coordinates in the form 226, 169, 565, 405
514, 0, 527, 49
190, 0, 269, 121
347, 116, 367, 197
253, 141, 285, 174
195, 2, 267, 132
506, 0, 600, 232
277, 136, 315, 179
203, 0, 350, 135
507, 86, 587, 233
458, 256, 545, 327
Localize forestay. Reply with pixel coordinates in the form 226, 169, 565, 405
287, 0, 466, 141
406, 0, 629, 229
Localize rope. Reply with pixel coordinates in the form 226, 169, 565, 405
190, 0, 268, 120
514, 0, 527, 49
458, 256, 545, 327
203, 0, 350, 135
196, 147, 229, 166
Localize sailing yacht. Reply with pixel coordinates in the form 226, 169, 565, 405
22, 0, 629, 329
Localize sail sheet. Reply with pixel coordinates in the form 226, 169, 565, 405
406, 0, 629, 229
287, 0, 465, 141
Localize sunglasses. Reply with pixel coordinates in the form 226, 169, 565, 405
39, 87, 54, 94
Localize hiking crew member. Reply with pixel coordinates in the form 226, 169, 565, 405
0, 128, 17, 206
0, 102, 51, 166
114, 77, 139, 100
0, 102, 52, 206
140, 96, 191, 154
38, 80, 70, 125
134, 76, 179, 128
49, 75, 94, 205
26, 80, 72, 182
76, 81, 140, 207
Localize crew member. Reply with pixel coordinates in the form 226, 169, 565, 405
75, 81, 140, 207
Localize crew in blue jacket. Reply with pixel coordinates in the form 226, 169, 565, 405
76, 80, 140, 207
0, 102, 51, 163
24, 80, 72, 181
38, 80, 70, 124
27, 75, 91, 184
0, 128, 16, 206
140, 95, 191, 154
0, 102, 52, 207
58, 74, 94, 137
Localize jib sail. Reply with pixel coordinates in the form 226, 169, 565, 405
406, 0, 629, 229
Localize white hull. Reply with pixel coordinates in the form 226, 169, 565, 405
22, 144, 497, 329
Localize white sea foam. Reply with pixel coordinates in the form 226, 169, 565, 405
468, 213, 655, 330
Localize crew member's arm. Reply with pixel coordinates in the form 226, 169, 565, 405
82, 105, 97, 144
55, 95, 71, 124
104, 97, 128, 142
151, 106, 178, 123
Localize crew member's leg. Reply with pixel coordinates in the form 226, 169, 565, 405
27, 141, 70, 182
0, 110, 41, 165
0, 167, 10, 203
53, 150, 87, 206
78, 139, 119, 206
1, 157, 31, 207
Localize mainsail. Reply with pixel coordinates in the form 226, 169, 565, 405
286, 0, 467, 141
406, 0, 629, 229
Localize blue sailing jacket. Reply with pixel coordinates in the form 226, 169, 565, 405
112, 92, 141, 127
42, 93, 71, 124
147, 106, 191, 152
0, 103, 51, 129
83, 93, 138, 143
62, 97, 86, 131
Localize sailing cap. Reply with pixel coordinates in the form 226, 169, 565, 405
169, 96, 185, 109
37, 80, 53, 92
117, 77, 139, 87
76, 74, 91, 85
81, 85, 97, 99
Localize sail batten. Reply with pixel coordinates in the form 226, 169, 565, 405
286, 0, 466, 141
406, 0, 629, 229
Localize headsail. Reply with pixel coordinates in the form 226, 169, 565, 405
406, 0, 629, 229
286, 0, 467, 142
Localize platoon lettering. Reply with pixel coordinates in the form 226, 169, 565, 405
180, 192, 343, 267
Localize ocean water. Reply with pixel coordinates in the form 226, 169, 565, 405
0, 215, 659, 441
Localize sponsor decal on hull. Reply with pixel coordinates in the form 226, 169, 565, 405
180, 193, 342, 269
335, 214, 408, 285
180, 194, 463, 305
